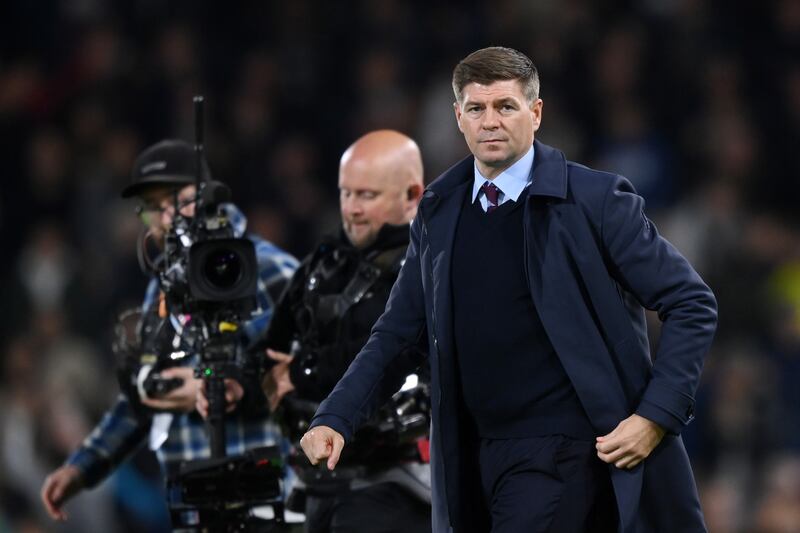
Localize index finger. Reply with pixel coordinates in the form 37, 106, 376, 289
196, 392, 209, 418
160, 366, 192, 379
41, 484, 66, 520
300, 431, 319, 464
595, 439, 621, 454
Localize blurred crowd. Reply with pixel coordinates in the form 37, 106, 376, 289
1, 1, 799, 532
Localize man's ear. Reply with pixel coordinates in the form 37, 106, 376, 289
454, 101, 464, 133
407, 183, 423, 202
530, 98, 543, 132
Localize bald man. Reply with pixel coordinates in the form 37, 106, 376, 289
261, 130, 431, 533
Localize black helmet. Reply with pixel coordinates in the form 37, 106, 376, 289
121, 139, 210, 198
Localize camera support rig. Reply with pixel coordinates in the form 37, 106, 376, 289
155, 96, 285, 531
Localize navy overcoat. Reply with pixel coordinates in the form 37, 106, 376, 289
313, 141, 718, 533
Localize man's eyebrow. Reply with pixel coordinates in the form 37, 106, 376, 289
339, 187, 379, 193
462, 99, 484, 107
494, 97, 519, 106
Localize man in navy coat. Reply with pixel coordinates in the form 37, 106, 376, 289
300, 46, 717, 532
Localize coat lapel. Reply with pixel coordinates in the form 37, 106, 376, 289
419, 155, 473, 369
524, 141, 631, 428
524, 141, 644, 532
527, 140, 569, 200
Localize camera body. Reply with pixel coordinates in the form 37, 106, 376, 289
143, 372, 184, 397
286, 334, 431, 471
160, 180, 258, 319
167, 445, 286, 531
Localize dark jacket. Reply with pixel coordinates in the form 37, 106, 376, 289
266, 224, 419, 405
311, 141, 717, 532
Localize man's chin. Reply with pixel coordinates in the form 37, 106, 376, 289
345, 230, 374, 249
477, 149, 511, 165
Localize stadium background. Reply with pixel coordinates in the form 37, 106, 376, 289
1, 1, 799, 531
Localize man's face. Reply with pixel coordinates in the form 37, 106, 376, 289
339, 165, 412, 249
454, 79, 542, 179
137, 184, 197, 238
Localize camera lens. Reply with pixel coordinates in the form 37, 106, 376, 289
203, 249, 242, 289
188, 238, 257, 304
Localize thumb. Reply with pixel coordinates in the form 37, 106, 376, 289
198, 398, 208, 419
50, 482, 64, 503
266, 349, 293, 363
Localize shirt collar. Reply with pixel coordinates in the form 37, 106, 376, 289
471, 144, 535, 203
221, 203, 247, 237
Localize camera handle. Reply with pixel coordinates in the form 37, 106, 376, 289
204, 369, 227, 458
196, 359, 241, 459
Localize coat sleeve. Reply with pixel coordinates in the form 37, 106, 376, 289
310, 216, 428, 442
600, 176, 717, 434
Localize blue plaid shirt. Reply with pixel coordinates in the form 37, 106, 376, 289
67, 205, 299, 487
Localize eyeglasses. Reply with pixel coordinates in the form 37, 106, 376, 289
135, 196, 196, 224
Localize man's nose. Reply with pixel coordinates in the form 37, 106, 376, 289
160, 204, 175, 228
482, 108, 500, 129
342, 196, 362, 216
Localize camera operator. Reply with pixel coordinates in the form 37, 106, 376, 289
40, 139, 299, 524
261, 130, 431, 533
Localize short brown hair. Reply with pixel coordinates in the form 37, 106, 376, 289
452, 46, 539, 103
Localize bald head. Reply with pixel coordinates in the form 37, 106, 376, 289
339, 130, 424, 249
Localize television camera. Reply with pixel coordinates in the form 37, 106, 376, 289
114, 96, 285, 531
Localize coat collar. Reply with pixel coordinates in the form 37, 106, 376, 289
424, 140, 568, 204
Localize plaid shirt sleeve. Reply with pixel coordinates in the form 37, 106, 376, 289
66, 394, 151, 488
240, 234, 299, 348
65, 278, 160, 487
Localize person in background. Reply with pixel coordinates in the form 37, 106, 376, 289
259, 130, 431, 533
40, 139, 298, 527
